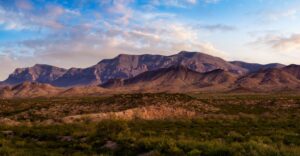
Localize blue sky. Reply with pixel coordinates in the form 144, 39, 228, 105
0, 0, 300, 80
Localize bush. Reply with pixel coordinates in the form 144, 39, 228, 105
95, 120, 129, 139
188, 149, 202, 156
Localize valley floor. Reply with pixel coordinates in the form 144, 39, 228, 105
0, 93, 300, 155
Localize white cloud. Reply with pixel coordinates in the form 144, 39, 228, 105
251, 33, 300, 52
106, 0, 134, 25
199, 24, 236, 32
0, 3, 81, 31
14, 18, 226, 64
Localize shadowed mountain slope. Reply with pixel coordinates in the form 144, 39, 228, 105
101, 65, 239, 92
235, 65, 300, 91
282, 64, 300, 79
230, 61, 285, 73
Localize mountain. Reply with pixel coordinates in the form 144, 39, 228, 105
282, 64, 300, 79
0, 83, 7, 89
0, 82, 63, 98
2, 64, 67, 86
52, 51, 246, 87
0, 82, 109, 98
230, 61, 285, 73
235, 65, 300, 91
101, 79, 125, 88
1, 51, 298, 91
101, 65, 239, 92
51, 68, 101, 87
197, 69, 238, 87
102, 64, 300, 93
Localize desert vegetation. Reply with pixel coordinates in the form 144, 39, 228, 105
0, 93, 299, 155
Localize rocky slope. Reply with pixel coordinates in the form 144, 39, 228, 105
235, 65, 300, 91
2, 64, 67, 86
101, 65, 239, 92
101, 64, 300, 92
230, 61, 285, 73
0, 82, 64, 98
282, 64, 300, 79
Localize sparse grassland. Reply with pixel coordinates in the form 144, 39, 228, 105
0, 93, 300, 155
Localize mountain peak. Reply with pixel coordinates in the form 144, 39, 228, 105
4, 64, 67, 85
178, 51, 198, 54
178, 51, 204, 58
33, 64, 48, 67
286, 64, 300, 68
33, 64, 55, 68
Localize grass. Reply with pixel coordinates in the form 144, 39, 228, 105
0, 93, 299, 155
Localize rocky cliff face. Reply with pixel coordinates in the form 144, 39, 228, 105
3, 64, 67, 85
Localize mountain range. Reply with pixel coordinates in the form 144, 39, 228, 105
1, 51, 247, 87
101, 65, 239, 92
1, 51, 300, 97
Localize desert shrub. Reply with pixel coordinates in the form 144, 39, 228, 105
0, 94, 300, 155
188, 149, 202, 156
95, 120, 129, 139
226, 131, 245, 142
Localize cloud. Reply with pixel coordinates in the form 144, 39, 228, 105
252, 33, 300, 52
145, 0, 205, 8
0, 7, 28, 30
199, 24, 236, 32
14, 18, 226, 65
0, 2, 80, 30
106, 0, 134, 24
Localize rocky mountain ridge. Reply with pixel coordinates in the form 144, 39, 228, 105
2, 51, 300, 97
1, 51, 247, 87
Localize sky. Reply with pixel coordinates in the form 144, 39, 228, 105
1, 0, 300, 80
